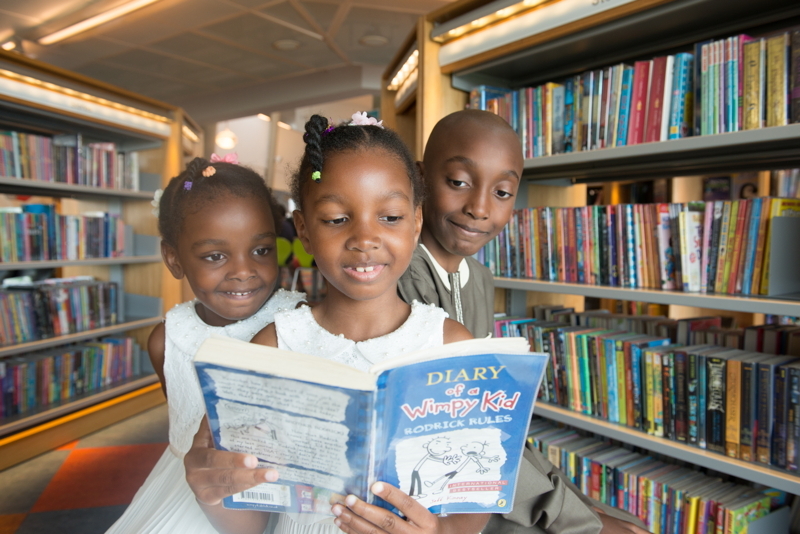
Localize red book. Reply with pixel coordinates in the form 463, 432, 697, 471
628, 60, 652, 145
726, 199, 751, 294
590, 460, 603, 500
645, 56, 668, 143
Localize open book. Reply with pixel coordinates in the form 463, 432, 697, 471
194, 335, 547, 516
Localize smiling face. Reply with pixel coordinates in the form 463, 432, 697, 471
162, 194, 278, 327
426, 438, 451, 456
293, 148, 422, 304
421, 115, 523, 272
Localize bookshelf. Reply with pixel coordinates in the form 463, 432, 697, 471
0, 49, 196, 468
412, 0, 800, 512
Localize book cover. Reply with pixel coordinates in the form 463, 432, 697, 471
765, 33, 789, 127
646, 56, 669, 143
628, 61, 651, 145
792, 31, 800, 123
669, 53, 694, 139
695, 40, 712, 136
552, 84, 566, 154
661, 55, 676, 141
759, 198, 800, 295
756, 355, 798, 464
195, 336, 547, 516
616, 66, 635, 146
742, 39, 764, 129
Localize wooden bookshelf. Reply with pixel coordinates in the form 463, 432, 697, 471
0, 50, 190, 466
535, 403, 800, 495
0, 255, 162, 271
0, 316, 161, 358
495, 278, 800, 316
415, 0, 800, 507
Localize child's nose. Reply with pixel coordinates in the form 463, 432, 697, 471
346, 220, 381, 251
464, 192, 490, 220
226, 255, 257, 281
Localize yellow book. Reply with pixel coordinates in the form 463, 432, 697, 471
653, 351, 664, 437
616, 340, 628, 426
766, 33, 789, 127
720, 201, 739, 292
685, 494, 702, 534
742, 39, 764, 129
644, 349, 655, 435
724, 357, 742, 458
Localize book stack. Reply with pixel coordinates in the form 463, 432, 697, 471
0, 131, 140, 190
495, 310, 800, 471
0, 204, 128, 262
527, 418, 789, 534
0, 278, 118, 347
0, 337, 143, 419
471, 30, 800, 157
479, 197, 800, 295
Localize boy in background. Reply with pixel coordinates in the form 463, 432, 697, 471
399, 110, 647, 534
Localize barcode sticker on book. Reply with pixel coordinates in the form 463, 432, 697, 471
232, 483, 291, 506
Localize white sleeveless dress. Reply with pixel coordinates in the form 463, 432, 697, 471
106, 289, 305, 534
271, 301, 448, 534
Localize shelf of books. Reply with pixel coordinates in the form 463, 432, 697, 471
0, 49, 185, 466
534, 403, 800, 495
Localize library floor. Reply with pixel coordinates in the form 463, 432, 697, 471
0, 404, 169, 534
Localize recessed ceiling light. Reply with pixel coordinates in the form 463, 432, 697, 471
2, 40, 16, 51
215, 127, 238, 150
273, 39, 300, 51
257, 113, 271, 122
39, 0, 163, 45
359, 35, 388, 47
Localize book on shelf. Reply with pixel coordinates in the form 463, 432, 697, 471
0, 204, 129, 262
0, 130, 140, 190
0, 277, 118, 347
0, 336, 144, 420
194, 335, 548, 516
494, 309, 800, 471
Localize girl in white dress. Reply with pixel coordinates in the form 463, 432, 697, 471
106, 156, 304, 534
184, 114, 490, 534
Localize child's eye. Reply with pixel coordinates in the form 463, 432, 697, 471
381, 215, 404, 223
253, 247, 272, 256
495, 190, 514, 199
323, 217, 348, 225
448, 179, 468, 188
204, 253, 225, 262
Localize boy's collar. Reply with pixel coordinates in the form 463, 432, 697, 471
418, 243, 469, 290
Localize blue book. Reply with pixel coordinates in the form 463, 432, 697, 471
668, 53, 694, 139
625, 205, 637, 289
469, 85, 511, 110
564, 78, 575, 153
741, 197, 763, 295
615, 66, 635, 146
195, 336, 547, 516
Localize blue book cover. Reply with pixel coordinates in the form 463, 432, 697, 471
615, 66, 634, 146
564, 78, 575, 153
668, 53, 694, 139
625, 205, 637, 289
740, 197, 763, 295
195, 336, 547, 517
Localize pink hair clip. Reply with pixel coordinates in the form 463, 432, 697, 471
210, 153, 239, 164
349, 111, 383, 129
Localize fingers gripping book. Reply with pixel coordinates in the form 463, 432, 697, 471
194, 335, 548, 517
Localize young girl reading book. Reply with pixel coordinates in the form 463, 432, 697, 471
106, 156, 304, 534
185, 113, 488, 534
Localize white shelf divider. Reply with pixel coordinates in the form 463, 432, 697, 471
0, 256, 161, 271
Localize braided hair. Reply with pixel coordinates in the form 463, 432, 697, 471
291, 114, 423, 209
158, 157, 277, 248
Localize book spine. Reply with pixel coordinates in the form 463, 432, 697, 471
616, 66, 634, 146
724, 359, 742, 458
792, 31, 800, 123
740, 197, 762, 295
661, 56, 676, 141
688, 351, 699, 445
631, 345, 643, 430
674, 350, 688, 442
645, 57, 668, 143
773, 365, 789, 468
788, 366, 800, 471
743, 40, 763, 129
662, 352, 673, 440
669, 53, 694, 139
706, 357, 726, 453
739, 359, 755, 461
766, 34, 789, 127
629, 61, 651, 145
756, 363, 773, 464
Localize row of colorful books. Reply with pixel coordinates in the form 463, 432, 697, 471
0, 131, 140, 190
478, 197, 800, 295
0, 204, 129, 263
527, 418, 789, 534
771, 169, 800, 199
0, 278, 118, 347
497, 309, 800, 470
470, 30, 800, 158
0, 337, 144, 420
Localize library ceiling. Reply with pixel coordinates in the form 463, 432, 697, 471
0, 0, 452, 120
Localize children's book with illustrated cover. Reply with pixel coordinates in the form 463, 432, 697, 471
194, 335, 547, 518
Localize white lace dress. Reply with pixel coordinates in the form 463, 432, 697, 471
106, 289, 305, 534
271, 300, 447, 534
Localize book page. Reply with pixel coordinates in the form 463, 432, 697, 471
197, 364, 373, 514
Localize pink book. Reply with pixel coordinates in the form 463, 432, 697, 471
628, 60, 651, 145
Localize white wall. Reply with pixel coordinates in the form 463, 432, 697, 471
214, 116, 270, 179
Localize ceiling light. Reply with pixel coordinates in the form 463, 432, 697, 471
215, 126, 238, 150
277, 121, 292, 130
257, 113, 271, 122
39, 0, 163, 45
432, 0, 551, 43
273, 39, 300, 51
2, 41, 16, 51
182, 125, 198, 143
359, 35, 388, 47
386, 48, 419, 91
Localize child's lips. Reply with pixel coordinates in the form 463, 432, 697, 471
344, 264, 385, 282
449, 220, 488, 237
221, 287, 261, 299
